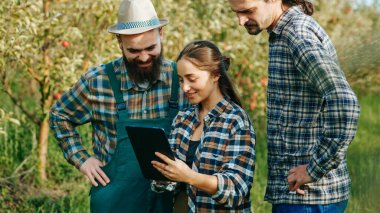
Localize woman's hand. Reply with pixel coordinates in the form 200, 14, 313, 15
151, 152, 195, 184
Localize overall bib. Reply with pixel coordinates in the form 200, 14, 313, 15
90, 62, 179, 213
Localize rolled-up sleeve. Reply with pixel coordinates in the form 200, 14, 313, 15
211, 128, 256, 206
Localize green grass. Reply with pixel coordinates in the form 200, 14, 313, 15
346, 93, 380, 213
0, 92, 378, 212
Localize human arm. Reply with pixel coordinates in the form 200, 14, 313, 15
153, 124, 256, 206
49, 75, 111, 185
210, 127, 256, 206
49, 75, 93, 168
289, 32, 360, 182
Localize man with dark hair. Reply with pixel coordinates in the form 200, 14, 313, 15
49, 0, 188, 212
228, 0, 360, 212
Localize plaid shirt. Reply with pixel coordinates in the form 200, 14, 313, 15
264, 6, 360, 204
49, 57, 188, 169
170, 98, 256, 212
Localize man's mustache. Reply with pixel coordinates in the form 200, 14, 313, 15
244, 21, 258, 27
135, 59, 153, 65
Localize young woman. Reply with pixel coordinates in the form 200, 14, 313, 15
152, 40, 256, 212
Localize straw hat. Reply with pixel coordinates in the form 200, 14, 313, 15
108, 0, 168, 35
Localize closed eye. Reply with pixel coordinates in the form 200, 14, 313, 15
127, 44, 156, 54
145, 45, 156, 51
236, 6, 256, 15
127, 49, 140, 54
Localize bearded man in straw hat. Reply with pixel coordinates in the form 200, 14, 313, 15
50, 0, 189, 212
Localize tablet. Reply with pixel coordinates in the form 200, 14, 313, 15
125, 125, 175, 181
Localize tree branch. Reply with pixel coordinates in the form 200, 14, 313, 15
27, 67, 43, 83
0, 75, 42, 124
0, 167, 34, 184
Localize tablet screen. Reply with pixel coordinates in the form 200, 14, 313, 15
125, 125, 174, 181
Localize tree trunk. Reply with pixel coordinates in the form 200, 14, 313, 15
38, 118, 49, 181
38, 0, 51, 182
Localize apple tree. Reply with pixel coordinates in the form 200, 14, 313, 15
0, 0, 119, 180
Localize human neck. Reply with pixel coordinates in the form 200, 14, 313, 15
199, 89, 223, 116
268, 3, 289, 31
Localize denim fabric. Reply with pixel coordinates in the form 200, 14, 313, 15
272, 200, 348, 213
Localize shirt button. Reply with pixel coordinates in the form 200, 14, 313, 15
143, 110, 147, 114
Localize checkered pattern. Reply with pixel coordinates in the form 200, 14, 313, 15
49, 57, 189, 169
264, 6, 360, 204
115, 18, 160, 30
170, 98, 256, 212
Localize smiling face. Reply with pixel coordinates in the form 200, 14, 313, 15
228, 0, 283, 35
177, 58, 221, 105
118, 28, 163, 83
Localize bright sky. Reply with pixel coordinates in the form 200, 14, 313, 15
357, 0, 378, 5
351, 0, 379, 9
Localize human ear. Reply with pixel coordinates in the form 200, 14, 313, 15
158, 28, 164, 40
212, 73, 220, 83
116, 35, 123, 50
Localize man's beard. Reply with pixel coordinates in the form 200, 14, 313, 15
123, 48, 163, 85
245, 21, 262, 35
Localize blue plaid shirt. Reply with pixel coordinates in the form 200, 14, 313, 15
170, 98, 256, 212
49, 57, 188, 169
264, 6, 360, 204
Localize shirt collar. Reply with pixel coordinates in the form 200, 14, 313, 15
113, 57, 166, 91
194, 97, 230, 126
269, 6, 302, 35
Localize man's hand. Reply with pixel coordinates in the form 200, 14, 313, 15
287, 164, 313, 195
80, 157, 110, 187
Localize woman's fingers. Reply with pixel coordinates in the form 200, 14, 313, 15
152, 159, 178, 180
152, 164, 171, 179
154, 152, 173, 164
151, 160, 166, 169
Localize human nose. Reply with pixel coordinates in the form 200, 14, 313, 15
237, 14, 248, 26
138, 51, 150, 62
181, 81, 190, 92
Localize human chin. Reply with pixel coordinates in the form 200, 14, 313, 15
245, 26, 262, 35
186, 93, 200, 104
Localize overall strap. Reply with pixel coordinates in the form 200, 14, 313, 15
168, 62, 179, 118
104, 62, 127, 111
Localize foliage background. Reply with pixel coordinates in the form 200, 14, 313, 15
0, 0, 379, 212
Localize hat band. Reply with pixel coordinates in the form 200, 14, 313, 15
115, 18, 160, 30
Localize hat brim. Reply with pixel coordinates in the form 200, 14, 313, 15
108, 19, 168, 35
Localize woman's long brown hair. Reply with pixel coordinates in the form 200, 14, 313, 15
177, 40, 242, 107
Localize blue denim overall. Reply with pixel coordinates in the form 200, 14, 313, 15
90, 62, 179, 213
